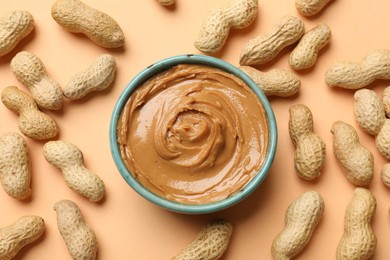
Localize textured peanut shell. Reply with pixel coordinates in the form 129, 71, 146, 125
271, 191, 324, 260
354, 89, 385, 136
240, 66, 301, 97
239, 15, 305, 66
63, 54, 116, 100
10, 51, 63, 110
289, 24, 331, 70
375, 120, 390, 160
43, 140, 105, 202
1, 86, 59, 140
295, 0, 332, 16
294, 134, 326, 181
382, 86, 390, 117
289, 104, 314, 146
0, 132, 31, 200
325, 49, 390, 89
380, 163, 390, 188
195, 0, 258, 54
0, 10, 34, 57
54, 200, 98, 260
331, 121, 373, 186
172, 220, 233, 260
51, 0, 124, 48
289, 104, 326, 181
0, 215, 45, 260
336, 188, 376, 260
354, 89, 390, 160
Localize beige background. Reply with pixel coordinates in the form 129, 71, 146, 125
1, 0, 390, 259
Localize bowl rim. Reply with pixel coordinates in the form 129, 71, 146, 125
109, 54, 277, 214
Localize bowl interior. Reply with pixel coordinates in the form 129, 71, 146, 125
110, 54, 277, 214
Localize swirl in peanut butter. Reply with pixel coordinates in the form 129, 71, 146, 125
117, 64, 269, 204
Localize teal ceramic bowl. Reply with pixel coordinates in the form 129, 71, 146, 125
110, 54, 277, 214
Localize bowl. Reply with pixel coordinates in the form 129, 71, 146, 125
109, 54, 277, 214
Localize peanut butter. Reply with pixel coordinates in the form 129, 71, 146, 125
117, 64, 269, 204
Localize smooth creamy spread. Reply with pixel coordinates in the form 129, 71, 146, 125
117, 64, 269, 204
